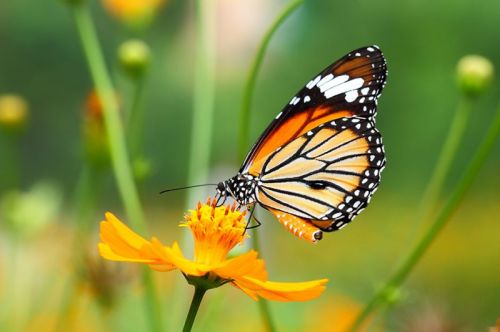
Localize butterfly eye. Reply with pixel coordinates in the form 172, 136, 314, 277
307, 181, 328, 190
217, 182, 226, 193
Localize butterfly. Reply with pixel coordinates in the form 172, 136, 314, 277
216, 45, 388, 242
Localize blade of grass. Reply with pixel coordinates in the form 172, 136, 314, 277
237, 1, 304, 331
70, 5, 163, 331
238, 0, 304, 161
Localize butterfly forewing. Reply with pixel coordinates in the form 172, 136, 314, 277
241, 45, 387, 176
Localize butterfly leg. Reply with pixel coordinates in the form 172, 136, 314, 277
242, 205, 262, 235
215, 194, 227, 207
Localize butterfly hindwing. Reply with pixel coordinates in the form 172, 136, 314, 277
255, 116, 385, 232
241, 45, 387, 176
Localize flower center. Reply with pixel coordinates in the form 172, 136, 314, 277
182, 198, 247, 266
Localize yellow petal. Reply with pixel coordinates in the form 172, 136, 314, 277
104, 212, 148, 249
98, 212, 175, 270
98, 243, 155, 263
233, 276, 328, 302
213, 250, 267, 281
163, 242, 210, 276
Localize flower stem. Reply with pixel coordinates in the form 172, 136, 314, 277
72, 5, 145, 233
182, 286, 207, 332
252, 231, 276, 332
412, 97, 472, 229
348, 105, 500, 332
238, 0, 304, 161
238, 2, 303, 331
127, 77, 146, 162
185, 0, 216, 207
70, 5, 163, 331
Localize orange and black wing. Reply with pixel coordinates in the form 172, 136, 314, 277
240, 45, 387, 176
255, 116, 385, 235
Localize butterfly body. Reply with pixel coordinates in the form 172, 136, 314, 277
217, 46, 388, 242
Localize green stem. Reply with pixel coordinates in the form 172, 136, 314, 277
238, 2, 303, 330
348, 106, 500, 332
127, 77, 146, 161
238, 0, 304, 161
252, 231, 276, 332
185, 0, 216, 207
182, 286, 207, 332
72, 5, 144, 232
70, 5, 163, 331
413, 97, 472, 227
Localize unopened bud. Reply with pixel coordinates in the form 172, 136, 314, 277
118, 39, 151, 79
0, 94, 29, 133
457, 55, 494, 97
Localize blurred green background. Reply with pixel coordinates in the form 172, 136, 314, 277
0, 0, 499, 331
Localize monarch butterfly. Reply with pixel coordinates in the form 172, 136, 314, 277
216, 45, 388, 242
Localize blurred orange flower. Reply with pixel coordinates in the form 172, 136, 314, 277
102, 0, 166, 25
98, 199, 328, 301
302, 295, 377, 332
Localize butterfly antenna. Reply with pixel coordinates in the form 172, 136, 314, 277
160, 183, 218, 194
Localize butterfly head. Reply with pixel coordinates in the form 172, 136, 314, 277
216, 173, 257, 207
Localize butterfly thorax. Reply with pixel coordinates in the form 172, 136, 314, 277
217, 173, 258, 206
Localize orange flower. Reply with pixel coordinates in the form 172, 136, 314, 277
98, 199, 328, 301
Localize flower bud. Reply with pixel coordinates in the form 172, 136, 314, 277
456, 55, 494, 97
118, 39, 151, 79
132, 157, 152, 182
0, 94, 29, 133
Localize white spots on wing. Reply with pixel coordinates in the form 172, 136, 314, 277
316, 74, 334, 88
324, 78, 364, 99
304, 95, 311, 103
345, 90, 358, 102
359, 97, 365, 103
367, 47, 375, 52
306, 75, 321, 89
361, 87, 370, 95
275, 111, 282, 119
289, 96, 300, 105
355, 52, 361, 56
353, 201, 361, 208
332, 212, 343, 219
319, 75, 349, 92
307, 131, 314, 136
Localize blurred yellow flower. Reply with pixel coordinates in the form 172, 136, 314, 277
102, 0, 166, 26
0, 94, 29, 133
99, 199, 328, 301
